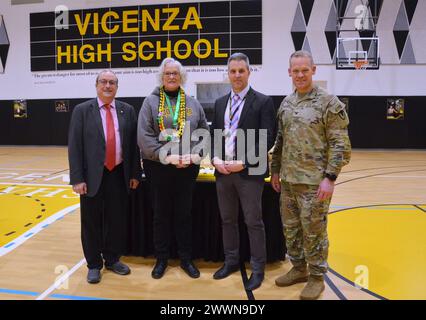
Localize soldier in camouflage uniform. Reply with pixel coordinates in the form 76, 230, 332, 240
270, 51, 351, 300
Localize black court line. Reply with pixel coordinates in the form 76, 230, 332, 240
343, 164, 426, 174
240, 263, 255, 300
331, 166, 426, 300
246, 268, 347, 301
336, 169, 426, 186
249, 168, 425, 300
346, 157, 426, 163
46, 169, 69, 175
328, 268, 387, 300
329, 203, 426, 215
1, 189, 48, 238
413, 205, 426, 213
327, 203, 426, 300
324, 273, 347, 300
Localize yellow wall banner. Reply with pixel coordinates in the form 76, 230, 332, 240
30, 1, 262, 71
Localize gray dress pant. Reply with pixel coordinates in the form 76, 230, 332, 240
216, 173, 266, 274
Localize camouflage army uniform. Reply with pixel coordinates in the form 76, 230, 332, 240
270, 85, 351, 276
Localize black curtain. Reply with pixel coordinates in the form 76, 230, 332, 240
125, 180, 286, 263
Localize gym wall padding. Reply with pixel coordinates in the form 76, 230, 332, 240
0, 96, 425, 148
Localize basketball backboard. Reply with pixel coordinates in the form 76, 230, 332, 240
336, 37, 380, 70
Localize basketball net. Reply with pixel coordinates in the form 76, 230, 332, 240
352, 60, 368, 70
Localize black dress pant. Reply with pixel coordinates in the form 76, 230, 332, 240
80, 164, 127, 269
143, 160, 199, 261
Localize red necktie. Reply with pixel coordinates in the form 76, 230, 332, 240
104, 104, 116, 171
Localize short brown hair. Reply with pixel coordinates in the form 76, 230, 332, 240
227, 52, 250, 71
289, 50, 314, 67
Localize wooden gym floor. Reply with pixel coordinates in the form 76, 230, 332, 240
0, 146, 425, 300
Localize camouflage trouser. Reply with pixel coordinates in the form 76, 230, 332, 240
280, 181, 331, 276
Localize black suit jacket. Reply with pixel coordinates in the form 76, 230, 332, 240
68, 98, 141, 197
211, 88, 276, 180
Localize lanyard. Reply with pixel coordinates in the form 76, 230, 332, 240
165, 91, 181, 128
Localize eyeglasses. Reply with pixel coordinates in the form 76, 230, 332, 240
164, 72, 179, 78
98, 79, 117, 86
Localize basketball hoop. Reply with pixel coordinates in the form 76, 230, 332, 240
336, 38, 380, 70
352, 60, 369, 70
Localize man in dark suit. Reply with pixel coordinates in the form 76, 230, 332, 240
68, 70, 141, 284
211, 53, 276, 290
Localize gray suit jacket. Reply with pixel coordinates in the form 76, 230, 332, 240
68, 98, 141, 197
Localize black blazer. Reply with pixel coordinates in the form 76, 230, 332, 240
68, 98, 141, 197
211, 88, 276, 180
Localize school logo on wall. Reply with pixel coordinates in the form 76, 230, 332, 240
0, 15, 10, 74
29, 1, 263, 72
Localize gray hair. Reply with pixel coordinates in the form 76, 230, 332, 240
227, 52, 250, 71
289, 50, 314, 67
96, 69, 118, 85
157, 57, 187, 86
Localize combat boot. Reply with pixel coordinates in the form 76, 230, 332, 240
300, 275, 325, 300
275, 266, 309, 287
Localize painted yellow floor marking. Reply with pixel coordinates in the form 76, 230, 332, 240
328, 205, 426, 299
0, 184, 79, 248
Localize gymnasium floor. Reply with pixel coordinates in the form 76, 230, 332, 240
0, 146, 425, 300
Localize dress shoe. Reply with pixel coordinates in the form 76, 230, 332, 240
180, 260, 200, 279
105, 261, 131, 275
245, 272, 264, 291
151, 260, 168, 279
213, 264, 240, 280
87, 268, 101, 284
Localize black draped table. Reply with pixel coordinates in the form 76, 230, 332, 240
125, 178, 286, 263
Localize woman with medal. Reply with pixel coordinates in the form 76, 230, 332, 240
137, 57, 209, 280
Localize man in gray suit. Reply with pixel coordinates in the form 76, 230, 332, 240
68, 70, 141, 284
211, 53, 276, 291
